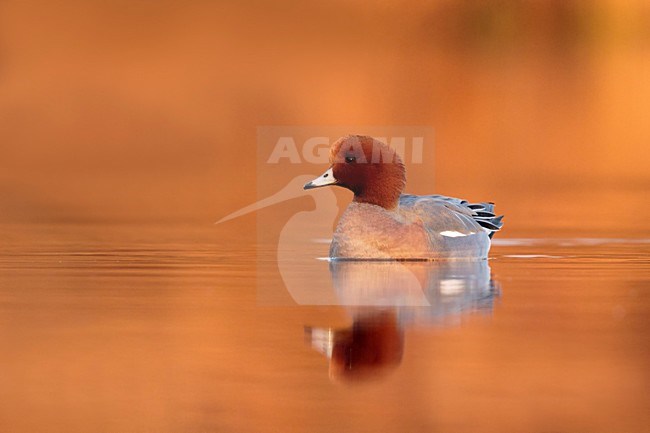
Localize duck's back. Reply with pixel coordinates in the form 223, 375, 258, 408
330, 195, 502, 260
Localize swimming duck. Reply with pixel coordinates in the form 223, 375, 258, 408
303, 135, 503, 260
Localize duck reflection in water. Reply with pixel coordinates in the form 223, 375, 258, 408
306, 260, 499, 383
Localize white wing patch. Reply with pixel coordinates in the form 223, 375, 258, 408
440, 230, 473, 238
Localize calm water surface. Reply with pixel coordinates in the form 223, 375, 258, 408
0, 222, 648, 433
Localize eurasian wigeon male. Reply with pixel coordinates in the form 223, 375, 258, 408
303, 135, 503, 260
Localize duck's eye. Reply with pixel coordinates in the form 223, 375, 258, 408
345, 156, 356, 163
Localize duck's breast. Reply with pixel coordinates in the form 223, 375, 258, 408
330, 202, 431, 259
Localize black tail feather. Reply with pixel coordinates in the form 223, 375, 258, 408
468, 202, 504, 238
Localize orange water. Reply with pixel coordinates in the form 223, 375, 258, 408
0, 218, 648, 433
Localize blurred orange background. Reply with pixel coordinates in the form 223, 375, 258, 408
0, 0, 648, 235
